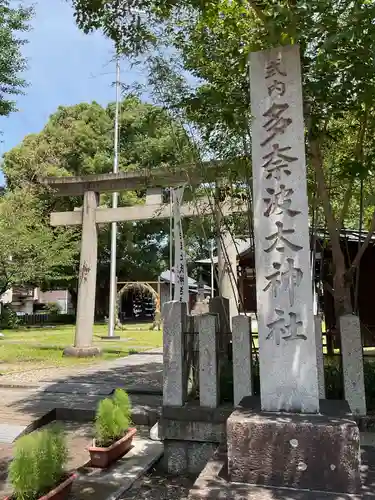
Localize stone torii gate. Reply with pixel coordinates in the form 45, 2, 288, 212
42, 169, 246, 357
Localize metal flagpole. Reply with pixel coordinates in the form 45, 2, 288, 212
106, 56, 121, 339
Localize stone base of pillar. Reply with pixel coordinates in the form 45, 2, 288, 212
227, 396, 361, 494
161, 404, 232, 474
63, 346, 102, 357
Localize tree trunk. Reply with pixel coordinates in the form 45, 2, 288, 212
310, 138, 354, 323
68, 286, 78, 313
332, 266, 353, 320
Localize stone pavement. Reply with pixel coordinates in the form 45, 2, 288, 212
0, 350, 163, 445
40, 348, 163, 392
0, 348, 163, 387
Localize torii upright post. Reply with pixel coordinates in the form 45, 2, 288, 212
64, 190, 100, 357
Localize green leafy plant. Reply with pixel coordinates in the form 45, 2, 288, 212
95, 390, 132, 447
113, 388, 132, 425
9, 425, 68, 500
0, 305, 20, 329
45, 302, 61, 315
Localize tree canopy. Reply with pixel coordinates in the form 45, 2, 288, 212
3, 97, 199, 311
3, 96, 192, 187
0, 188, 77, 296
0, 0, 32, 117
70, 0, 375, 318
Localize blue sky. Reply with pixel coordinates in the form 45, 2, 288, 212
0, 0, 148, 183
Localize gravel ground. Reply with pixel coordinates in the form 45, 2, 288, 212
0, 365, 90, 385
119, 463, 196, 500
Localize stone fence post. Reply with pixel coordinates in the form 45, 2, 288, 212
163, 301, 187, 406
232, 315, 253, 405
198, 313, 219, 408
314, 314, 326, 399
340, 314, 366, 416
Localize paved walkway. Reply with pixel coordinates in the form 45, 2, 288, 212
0, 350, 163, 443
0, 348, 163, 386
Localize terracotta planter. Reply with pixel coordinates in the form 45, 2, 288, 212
88, 427, 137, 468
4, 473, 76, 500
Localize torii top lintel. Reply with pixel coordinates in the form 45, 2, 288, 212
40, 163, 224, 197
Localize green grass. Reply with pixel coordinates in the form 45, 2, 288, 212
0, 323, 162, 372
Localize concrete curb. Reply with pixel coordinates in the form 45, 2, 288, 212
55, 405, 160, 427
105, 441, 164, 500
74, 438, 164, 500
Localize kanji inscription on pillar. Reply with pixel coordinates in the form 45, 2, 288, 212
250, 45, 319, 413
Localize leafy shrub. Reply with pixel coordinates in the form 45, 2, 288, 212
95, 390, 132, 447
113, 388, 132, 426
9, 425, 68, 500
324, 357, 344, 400
44, 302, 61, 315
0, 305, 20, 329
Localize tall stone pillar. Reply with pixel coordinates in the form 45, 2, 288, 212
227, 45, 360, 495
250, 45, 319, 413
64, 190, 100, 357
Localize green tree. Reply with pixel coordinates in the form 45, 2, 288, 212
70, 0, 375, 323
0, 0, 32, 117
3, 101, 114, 189
3, 97, 195, 313
0, 188, 77, 296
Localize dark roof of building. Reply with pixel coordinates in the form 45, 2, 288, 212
159, 270, 211, 291
195, 228, 375, 264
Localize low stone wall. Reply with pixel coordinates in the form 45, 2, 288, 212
161, 404, 233, 474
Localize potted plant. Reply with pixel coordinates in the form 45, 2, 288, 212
6, 425, 75, 500
88, 388, 136, 468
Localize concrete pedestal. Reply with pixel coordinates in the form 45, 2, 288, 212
63, 346, 101, 357
161, 404, 232, 475
227, 397, 361, 494
188, 445, 372, 500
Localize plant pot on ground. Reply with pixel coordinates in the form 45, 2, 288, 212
88, 388, 136, 468
6, 425, 75, 500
